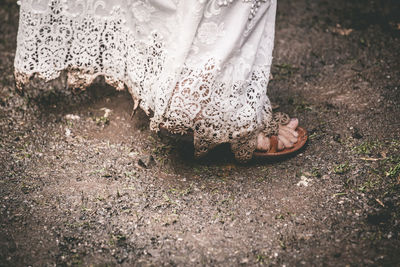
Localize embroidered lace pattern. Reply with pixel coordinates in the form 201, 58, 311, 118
14, 0, 277, 162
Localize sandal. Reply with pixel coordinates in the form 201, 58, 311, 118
159, 112, 308, 159
253, 126, 308, 158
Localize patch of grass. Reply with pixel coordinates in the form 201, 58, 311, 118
256, 175, 269, 183
211, 211, 224, 224
81, 206, 92, 212
20, 183, 34, 194
93, 116, 109, 126
193, 166, 209, 176
295, 100, 313, 112
163, 193, 177, 206
256, 254, 269, 264
152, 143, 173, 156
95, 196, 105, 202
389, 139, 400, 149
219, 196, 235, 206
386, 162, 400, 178
333, 162, 351, 174
168, 185, 193, 197
66, 120, 74, 127
287, 97, 313, 112
358, 179, 380, 193
273, 63, 299, 80
353, 141, 382, 155
279, 240, 287, 250
308, 132, 319, 140
124, 171, 136, 179
91, 167, 105, 175
310, 167, 322, 178
384, 155, 400, 165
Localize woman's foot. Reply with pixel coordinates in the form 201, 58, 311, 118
256, 118, 299, 152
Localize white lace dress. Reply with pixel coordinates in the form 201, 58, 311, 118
14, 0, 278, 162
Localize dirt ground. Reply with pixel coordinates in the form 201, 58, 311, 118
1, 0, 399, 266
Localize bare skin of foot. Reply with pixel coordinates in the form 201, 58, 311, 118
256, 118, 299, 151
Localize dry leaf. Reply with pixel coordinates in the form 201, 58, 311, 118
332, 27, 353, 36
331, 24, 353, 36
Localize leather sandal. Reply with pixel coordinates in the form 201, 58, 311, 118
159, 112, 308, 159
253, 126, 308, 158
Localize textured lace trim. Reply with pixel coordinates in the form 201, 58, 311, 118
15, 65, 273, 162
14, 0, 277, 162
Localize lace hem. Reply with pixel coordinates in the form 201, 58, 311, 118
14, 66, 275, 163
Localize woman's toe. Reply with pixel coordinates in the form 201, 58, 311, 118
287, 118, 299, 130
278, 135, 294, 149
281, 127, 298, 142
277, 139, 285, 150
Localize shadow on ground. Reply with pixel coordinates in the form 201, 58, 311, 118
0, 0, 399, 266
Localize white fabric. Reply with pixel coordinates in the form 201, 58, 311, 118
14, 0, 277, 162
